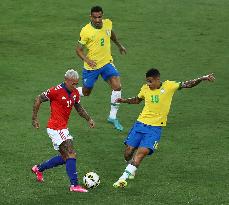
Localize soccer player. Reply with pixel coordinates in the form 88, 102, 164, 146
113, 68, 215, 188
31, 69, 95, 193
76, 6, 127, 131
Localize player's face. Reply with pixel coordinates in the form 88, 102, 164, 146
146, 76, 161, 90
90, 11, 103, 29
65, 78, 79, 92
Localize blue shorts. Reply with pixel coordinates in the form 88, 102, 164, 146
82, 63, 120, 88
124, 121, 162, 155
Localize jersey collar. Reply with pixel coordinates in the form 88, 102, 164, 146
61, 82, 72, 96
90, 21, 103, 29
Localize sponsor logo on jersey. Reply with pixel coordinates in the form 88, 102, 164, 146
106, 30, 111, 36
160, 88, 165, 94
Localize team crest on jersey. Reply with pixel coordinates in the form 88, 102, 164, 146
106, 30, 111, 36
160, 88, 165, 94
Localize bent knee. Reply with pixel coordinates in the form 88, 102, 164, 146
82, 88, 92, 96
83, 91, 91, 96
113, 87, 121, 91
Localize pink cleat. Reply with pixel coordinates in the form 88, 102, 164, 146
31, 165, 44, 182
69, 185, 88, 193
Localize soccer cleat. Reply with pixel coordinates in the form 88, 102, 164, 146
31, 165, 44, 182
113, 179, 127, 188
107, 117, 124, 131
69, 185, 88, 193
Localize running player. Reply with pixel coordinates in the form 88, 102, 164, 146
76, 6, 126, 131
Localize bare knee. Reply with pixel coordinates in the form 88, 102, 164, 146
82, 87, 92, 96
124, 145, 135, 162
67, 150, 76, 159
108, 77, 121, 91
124, 152, 132, 162
59, 139, 77, 160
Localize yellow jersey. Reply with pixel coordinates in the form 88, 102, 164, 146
78, 19, 113, 70
137, 80, 181, 126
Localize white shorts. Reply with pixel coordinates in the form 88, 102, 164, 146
47, 128, 73, 150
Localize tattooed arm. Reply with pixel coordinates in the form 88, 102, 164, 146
32, 93, 49, 128
181, 73, 215, 88
116, 96, 143, 104
74, 103, 95, 128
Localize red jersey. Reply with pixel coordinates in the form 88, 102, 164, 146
43, 83, 80, 130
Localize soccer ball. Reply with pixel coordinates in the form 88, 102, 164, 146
83, 172, 100, 188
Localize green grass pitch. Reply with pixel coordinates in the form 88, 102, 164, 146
0, 0, 228, 204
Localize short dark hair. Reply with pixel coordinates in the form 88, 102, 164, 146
91, 6, 103, 14
146, 68, 160, 78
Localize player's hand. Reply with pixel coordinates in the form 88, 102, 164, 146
85, 58, 97, 68
88, 118, 95, 128
119, 45, 127, 55
115, 98, 127, 103
201, 73, 215, 82
32, 118, 40, 129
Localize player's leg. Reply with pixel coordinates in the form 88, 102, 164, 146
126, 127, 161, 180
124, 144, 136, 162
113, 123, 141, 188
76, 68, 100, 97
32, 128, 68, 182
123, 123, 141, 161
113, 147, 149, 188
101, 63, 123, 131
113, 123, 161, 188
107, 76, 122, 129
32, 155, 65, 182
59, 139, 88, 192
124, 145, 137, 179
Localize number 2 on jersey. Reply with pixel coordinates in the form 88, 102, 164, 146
100, 38, 104, 46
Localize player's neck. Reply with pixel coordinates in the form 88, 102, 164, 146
90, 21, 103, 29
62, 82, 72, 95
149, 82, 162, 90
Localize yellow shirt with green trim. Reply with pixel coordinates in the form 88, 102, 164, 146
78, 19, 113, 70
137, 80, 181, 126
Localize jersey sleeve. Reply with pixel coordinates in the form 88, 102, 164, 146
106, 19, 112, 30
166, 81, 181, 92
42, 87, 56, 101
78, 27, 88, 46
137, 85, 146, 99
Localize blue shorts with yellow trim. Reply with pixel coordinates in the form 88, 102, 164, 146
82, 63, 120, 88
124, 121, 162, 155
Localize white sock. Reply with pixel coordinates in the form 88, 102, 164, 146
119, 164, 137, 180
109, 90, 121, 119
76, 87, 84, 97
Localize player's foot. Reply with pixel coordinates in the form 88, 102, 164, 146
113, 179, 127, 188
69, 185, 88, 193
31, 165, 44, 182
107, 117, 124, 131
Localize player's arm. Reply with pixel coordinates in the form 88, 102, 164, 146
32, 93, 49, 129
75, 43, 96, 68
74, 103, 95, 128
116, 96, 143, 104
181, 73, 215, 89
111, 30, 127, 55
